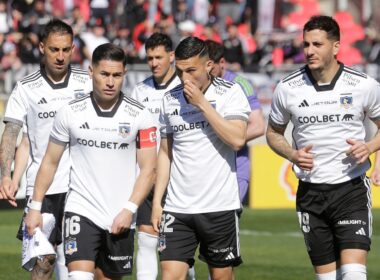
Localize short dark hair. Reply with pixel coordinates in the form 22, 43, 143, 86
145, 32, 173, 52
40, 19, 73, 42
92, 43, 127, 66
303, 15, 340, 41
205, 40, 224, 63
175, 36, 208, 60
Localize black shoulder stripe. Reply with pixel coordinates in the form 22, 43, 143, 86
214, 76, 234, 87
212, 77, 233, 88
343, 66, 367, 79
282, 69, 306, 83
123, 96, 144, 110
71, 67, 88, 74
21, 71, 42, 84
69, 94, 90, 105
71, 70, 89, 76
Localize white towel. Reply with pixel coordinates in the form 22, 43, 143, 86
22, 213, 56, 271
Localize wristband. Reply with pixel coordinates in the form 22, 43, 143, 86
28, 200, 42, 211
124, 201, 138, 214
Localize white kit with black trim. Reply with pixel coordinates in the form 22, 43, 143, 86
4, 66, 91, 195
270, 63, 380, 184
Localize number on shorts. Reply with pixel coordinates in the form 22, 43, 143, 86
65, 215, 81, 237
160, 213, 175, 233
297, 212, 310, 233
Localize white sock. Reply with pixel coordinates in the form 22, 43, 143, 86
341, 264, 366, 280
316, 270, 337, 280
68, 271, 94, 280
137, 232, 159, 280
187, 266, 196, 280
55, 243, 68, 280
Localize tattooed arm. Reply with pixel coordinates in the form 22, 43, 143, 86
266, 120, 314, 171
0, 122, 22, 206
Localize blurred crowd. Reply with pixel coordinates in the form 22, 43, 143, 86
1, 0, 380, 94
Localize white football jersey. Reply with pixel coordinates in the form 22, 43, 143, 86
270, 64, 380, 184
159, 77, 251, 213
131, 73, 181, 144
51, 93, 156, 230
4, 66, 90, 196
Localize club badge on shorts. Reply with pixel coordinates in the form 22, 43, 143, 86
158, 234, 166, 252
65, 238, 78, 255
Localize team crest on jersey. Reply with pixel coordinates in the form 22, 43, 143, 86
74, 89, 87, 99
119, 123, 131, 138
340, 95, 353, 109
65, 238, 78, 255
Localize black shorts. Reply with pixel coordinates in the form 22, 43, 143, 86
63, 212, 135, 276
296, 176, 372, 266
17, 193, 66, 245
136, 191, 154, 226
158, 210, 242, 268
136, 189, 166, 227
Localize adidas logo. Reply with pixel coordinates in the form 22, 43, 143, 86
298, 100, 309, 107
38, 98, 47, 104
79, 122, 90, 129
142, 97, 149, 102
123, 261, 131, 269
170, 109, 179, 116
355, 227, 366, 236
225, 252, 235, 260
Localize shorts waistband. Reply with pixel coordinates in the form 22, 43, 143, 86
299, 176, 363, 191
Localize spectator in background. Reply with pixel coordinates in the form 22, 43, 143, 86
206, 39, 265, 203
283, 34, 305, 64
90, 0, 110, 25
23, 0, 51, 35
112, 22, 138, 65
1, 41, 23, 93
192, 0, 209, 25
0, 0, 10, 34
223, 23, 245, 71
80, 16, 109, 63
173, 0, 191, 24
217, 0, 244, 39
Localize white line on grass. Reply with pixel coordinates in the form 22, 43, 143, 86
240, 229, 379, 239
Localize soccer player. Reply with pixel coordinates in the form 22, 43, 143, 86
0, 19, 90, 279
151, 37, 251, 280
266, 15, 380, 280
205, 39, 265, 203
25, 43, 157, 280
131, 32, 182, 280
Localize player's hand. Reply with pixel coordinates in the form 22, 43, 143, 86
151, 203, 163, 233
25, 209, 42, 236
291, 145, 314, 171
346, 139, 370, 164
111, 209, 133, 235
0, 176, 18, 207
371, 168, 380, 186
183, 80, 206, 108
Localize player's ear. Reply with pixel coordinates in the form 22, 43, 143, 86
169, 51, 175, 63
333, 40, 340, 57
88, 65, 93, 78
39, 42, 45, 55
206, 59, 214, 78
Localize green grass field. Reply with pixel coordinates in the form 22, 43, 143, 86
1, 208, 380, 279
